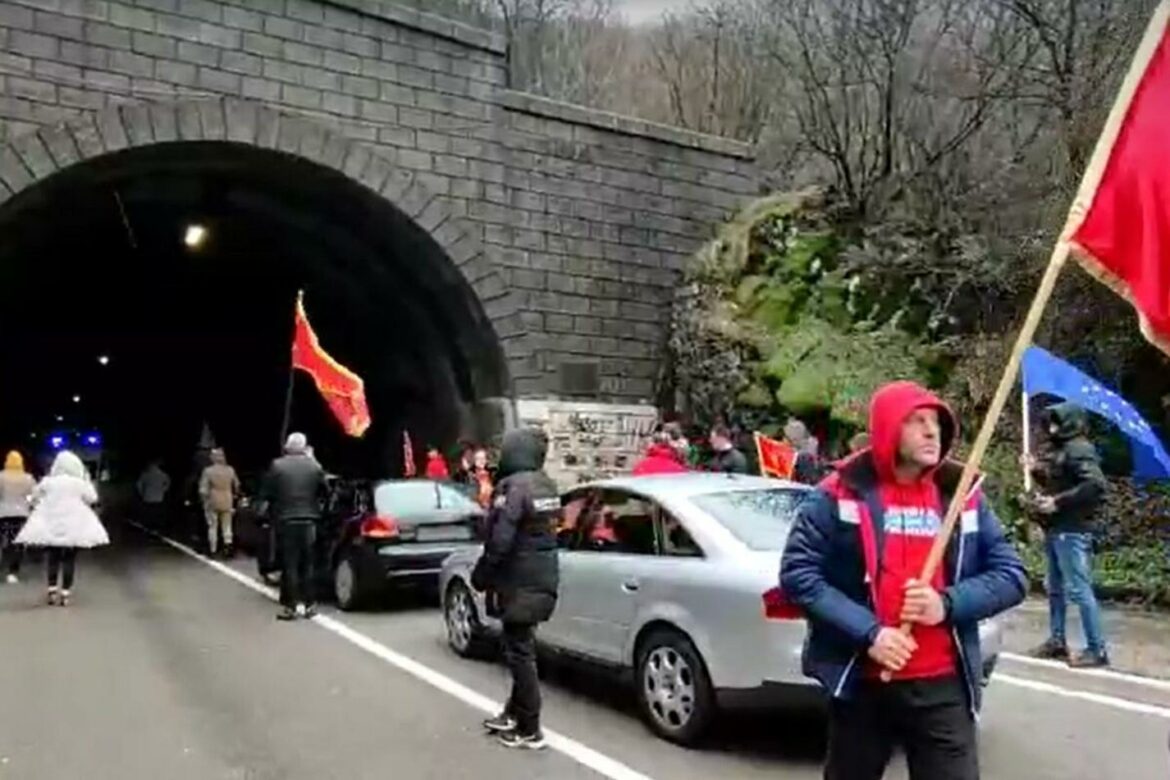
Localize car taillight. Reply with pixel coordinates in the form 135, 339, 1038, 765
360, 514, 399, 539
763, 587, 803, 620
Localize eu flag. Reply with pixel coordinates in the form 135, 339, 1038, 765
1022, 346, 1170, 480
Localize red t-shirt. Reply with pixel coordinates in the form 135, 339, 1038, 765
867, 479, 956, 680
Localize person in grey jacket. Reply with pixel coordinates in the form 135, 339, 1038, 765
262, 433, 327, 621
472, 429, 560, 750
0, 451, 36, 583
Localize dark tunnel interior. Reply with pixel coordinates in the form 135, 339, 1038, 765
0, 141, 508, 485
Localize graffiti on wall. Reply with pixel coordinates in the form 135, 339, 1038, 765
516, 400, 659, 487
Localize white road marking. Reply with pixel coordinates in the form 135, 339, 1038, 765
135, 525, 1170, 750
134, 525, 657, 780
1001, 652, 1170, 693
996, 674, 1170, 720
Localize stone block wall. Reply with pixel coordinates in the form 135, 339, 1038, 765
0, 0, 757, 408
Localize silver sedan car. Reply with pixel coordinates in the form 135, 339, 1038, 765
440, 473, 1004, 745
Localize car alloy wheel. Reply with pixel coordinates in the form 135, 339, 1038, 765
636, 629, 715, 745
334, 558, 356, 609
643, 646, 697, 731
446, 583, 475, 654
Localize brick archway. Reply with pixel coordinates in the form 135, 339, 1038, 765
0, 96, 525, 409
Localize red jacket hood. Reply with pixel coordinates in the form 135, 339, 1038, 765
868, 381, 958, 482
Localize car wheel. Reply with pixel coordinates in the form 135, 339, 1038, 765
334, 555, 368, 612
636, 628, 716, 746
444, 580, 489, 658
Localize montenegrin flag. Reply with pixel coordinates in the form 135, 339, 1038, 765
1066, 1, 1170, 355
291, 292, 371, 437
754, 432, 796, 479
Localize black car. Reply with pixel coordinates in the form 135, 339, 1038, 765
254, 478, 485, 611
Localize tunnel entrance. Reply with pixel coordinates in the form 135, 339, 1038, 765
0, 137, 510, 483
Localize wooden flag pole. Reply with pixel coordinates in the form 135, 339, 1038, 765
881, 0, 1170, 681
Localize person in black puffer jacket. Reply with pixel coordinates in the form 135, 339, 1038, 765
471, 428, 560, 750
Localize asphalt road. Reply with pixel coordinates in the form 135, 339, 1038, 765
0, 527, 1167, 780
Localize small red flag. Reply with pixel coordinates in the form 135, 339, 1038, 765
1068, 3, 1170, 354
402, 430, 417, 478
291, 293, 371, 437
754, 432, 796, 479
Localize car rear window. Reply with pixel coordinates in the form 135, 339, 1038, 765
374, 481, 479, 517
690, 488, 807, 551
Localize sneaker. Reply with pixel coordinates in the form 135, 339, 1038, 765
1030, 639, 1069, 660
483, 713, 517, 733
1069, 650, 1110, 669
277, 608, 297, 621
295, 603, 307, 619
5, 574, 17, 585
497, 730, 547, 750
46, 589, 58, 606
303, 604, 318, 619
59, 591, 70, 607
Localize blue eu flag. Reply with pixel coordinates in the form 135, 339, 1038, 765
1022, 346, 1170, 480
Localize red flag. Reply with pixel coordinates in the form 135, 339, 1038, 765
754, 432, 796, 479
1068, 3, 1170, 354
402, 430, 417, 478
291, 293, 371, 437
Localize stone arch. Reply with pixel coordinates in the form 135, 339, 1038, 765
0, 97, 525, 424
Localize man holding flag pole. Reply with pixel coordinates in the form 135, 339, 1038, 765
262, 291, 371, 620
782, 1, 1170, 775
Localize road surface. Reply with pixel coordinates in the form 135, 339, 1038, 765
0, 526, 1166, 779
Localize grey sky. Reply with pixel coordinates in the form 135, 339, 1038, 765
615, 0, 687, 24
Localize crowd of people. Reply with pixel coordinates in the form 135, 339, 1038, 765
0, 377, 1117, 772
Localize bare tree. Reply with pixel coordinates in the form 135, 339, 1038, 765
648, 2, 774, 140
995, 0, 1158, 188
758, 0, 1036, 218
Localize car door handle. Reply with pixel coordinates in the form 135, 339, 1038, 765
621, 580, 640, 592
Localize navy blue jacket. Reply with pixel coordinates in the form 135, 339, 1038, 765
780, 454, 1026, 712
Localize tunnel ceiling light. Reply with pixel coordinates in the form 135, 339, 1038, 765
73, 395, 81, 404
184, 224, 208, 249
98, 355, 110, 366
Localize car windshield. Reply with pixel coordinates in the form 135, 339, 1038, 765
690, 488, 807, 551
374, 481, 479, 518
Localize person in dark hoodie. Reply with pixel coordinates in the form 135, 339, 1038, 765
1025, 401, 1110, 667
471, 428, 561, 750
781, 381, 1026, 780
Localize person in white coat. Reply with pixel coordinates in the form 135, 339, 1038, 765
16, 451, 109, 606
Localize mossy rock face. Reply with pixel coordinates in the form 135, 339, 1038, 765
667, 191, 936, 434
